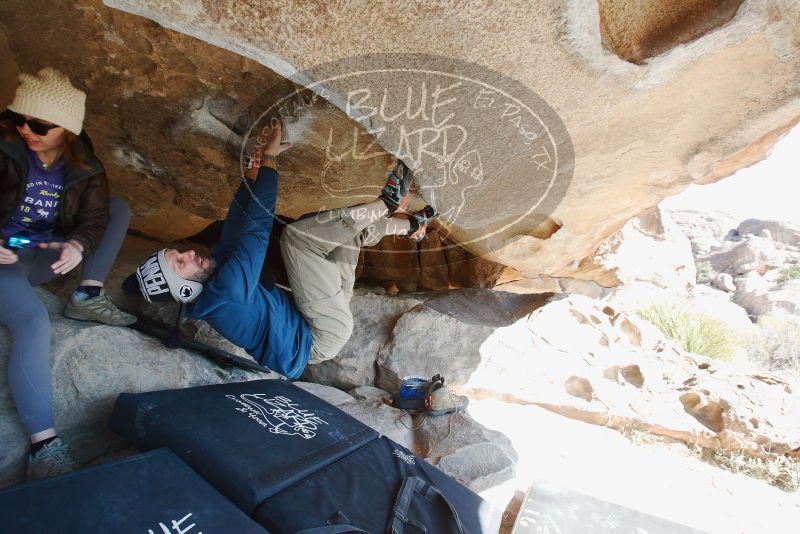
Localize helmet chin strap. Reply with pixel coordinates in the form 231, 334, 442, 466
164, 302, 187, 349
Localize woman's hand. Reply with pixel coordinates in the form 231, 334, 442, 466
0, 243, 18, 265
39, 240, 83, 274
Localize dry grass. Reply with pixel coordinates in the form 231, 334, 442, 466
619, 426, 800, 493
690, 445, 800, 493
636, 302, 739, 361
747, 313, 800, 380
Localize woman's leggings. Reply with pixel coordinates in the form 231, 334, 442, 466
0, 197, 130, 436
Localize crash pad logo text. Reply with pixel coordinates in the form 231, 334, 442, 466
226, 393, 328, 440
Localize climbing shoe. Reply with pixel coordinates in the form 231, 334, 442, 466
27, 438, 79, 481
405, 205, 437, 243
428, 386, 469, 417
64, 291, 137, 326
379, 160, 413, 215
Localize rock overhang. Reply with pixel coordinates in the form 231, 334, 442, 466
99, 0, 800, 279
1, 0, 797, 283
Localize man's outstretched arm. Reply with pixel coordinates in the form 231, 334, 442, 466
212, 119, 291, 265
210, 120, 292, 302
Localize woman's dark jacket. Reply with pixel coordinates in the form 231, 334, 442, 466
0, 119, 110, 256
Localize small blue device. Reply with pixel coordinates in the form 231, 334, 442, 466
6, 235, 32, 249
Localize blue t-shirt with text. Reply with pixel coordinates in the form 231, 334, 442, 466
1, 148, 65, 246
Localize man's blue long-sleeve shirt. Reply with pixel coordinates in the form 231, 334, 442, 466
188, 167, 312, 379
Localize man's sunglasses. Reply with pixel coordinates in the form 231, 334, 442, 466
6, 111, 60, 136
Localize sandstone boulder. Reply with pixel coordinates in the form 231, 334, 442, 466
564, 207, 696, 290
664, 209, 741, 258
738, 218, 800, 248
99, 0, 800, 283
376, 289, 551, 392
709, 235, 786, 275
735, 277, 800, 318
348, 385, 391, 402
303, 293, 423, 390
602, 282, 753, 335
463, 294, 799, 458
417, 412, 518, 493
495, 276, 611, 299
598, 0, 744, 64
714, 272, 736, 293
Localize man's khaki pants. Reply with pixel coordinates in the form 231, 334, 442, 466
280, 208, 390, 364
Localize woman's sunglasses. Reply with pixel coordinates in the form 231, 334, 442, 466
6, 111, 60, 136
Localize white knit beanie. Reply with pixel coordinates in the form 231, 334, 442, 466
8, 68, 86, 135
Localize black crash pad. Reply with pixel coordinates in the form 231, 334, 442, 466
109, 379, 379, 514
0, 448, 268, 534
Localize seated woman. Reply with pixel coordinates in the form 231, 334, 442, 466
0, 68, 134, 480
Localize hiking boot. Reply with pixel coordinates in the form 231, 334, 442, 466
27, 438, 79, 481
379, 160, 413, 215
428, 387, 469, 417
64, 291, 137, 326
405, 205, 437, 243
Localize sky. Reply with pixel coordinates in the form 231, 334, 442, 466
660, 124, 800, 223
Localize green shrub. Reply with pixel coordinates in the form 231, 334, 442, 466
777, 265, 800, 283
636, 302, 738, 360
695, 261, 715, 285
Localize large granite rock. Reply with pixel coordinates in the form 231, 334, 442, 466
417, 412, 518, 493
0, 288, 263, 487
464, 294, 799, 458
358, 229, 508, 293
303, 293, 423, 390
735, 276, 800, 318
567, 206, 696, 290
376, 306, 495, 393
710, 235, 786, 275
325, 287, 799, 461
604, 282, 754, 334
98, 0, 800, 284
376, 289, 553, 392
598, 0, 744, 64
738, 218, 800, 248
661, 209, 741, 257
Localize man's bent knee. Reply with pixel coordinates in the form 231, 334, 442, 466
307, 317, 353, 364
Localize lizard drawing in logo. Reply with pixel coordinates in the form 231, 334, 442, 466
422, 148, 484, 238
238, 394, 328, 440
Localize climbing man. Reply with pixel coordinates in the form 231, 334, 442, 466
123, 119, 436, 379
